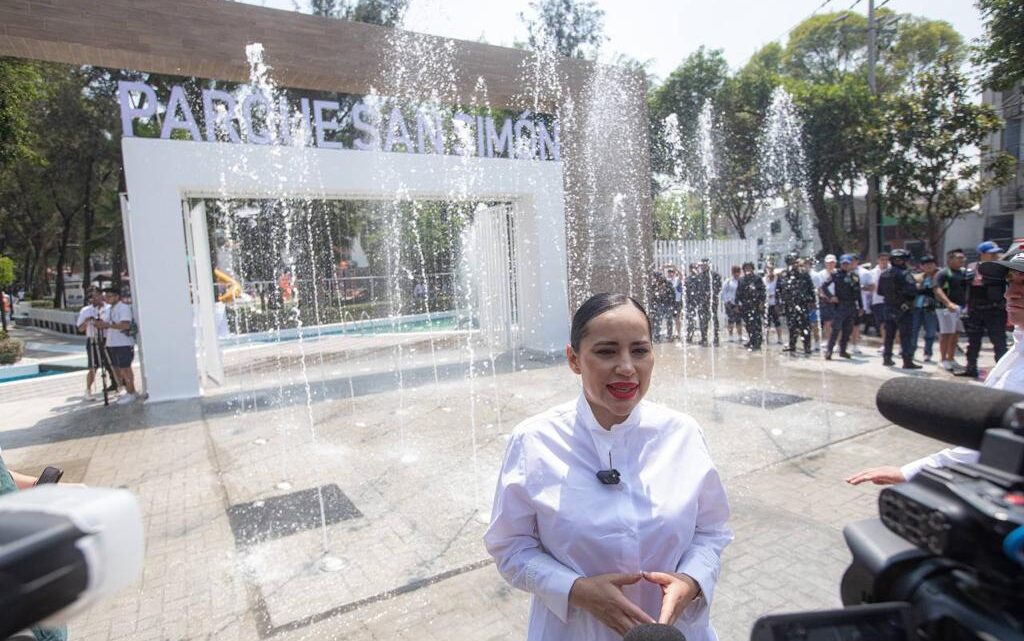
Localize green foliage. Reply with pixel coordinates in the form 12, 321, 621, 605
306, 0, 409, 26
0, 256, 14, 289
783, 11, 870, 84
881, 55, 1016, 252
974, 0, 1024, 89
880, 54, 1015, 250
0, 58, 43, 166
653, 192, 712, 240
521, 0, 606, 60
0, 335, 23, 365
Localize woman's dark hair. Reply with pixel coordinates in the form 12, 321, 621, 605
570, 293, 651, 351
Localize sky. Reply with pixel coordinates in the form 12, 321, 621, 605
245, 0, 984, 81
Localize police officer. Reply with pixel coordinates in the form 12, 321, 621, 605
736, 261, 766, 351
688, 259, 722, 346
955, 240, 1009, 378
822, 254, 862, 360
878, 248, 921, 369
777, 252, 816, 355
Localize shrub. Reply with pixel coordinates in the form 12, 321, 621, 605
0, 336, 24, 365
28, 300, 53, 309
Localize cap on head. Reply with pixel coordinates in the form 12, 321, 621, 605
839, 254, 855, 265
824, 254, 837, 263
784, 252, 799, 265
919, 254, 936, 264
890, 248, 911, 261
979, 250, 1024, 278
977, 240, 1004, 255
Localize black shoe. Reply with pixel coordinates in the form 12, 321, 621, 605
803, 348, 813, 355
824, 352, 833, 360
954, 369, 979, 378
749, 345, 761, 352
902, 362, 923, 370
781, 346, 795, 352
839, 352, 852, 359
883, 359, 896, 366
104, 384, 118, 392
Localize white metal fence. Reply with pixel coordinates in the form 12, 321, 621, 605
653, 238, 760, 278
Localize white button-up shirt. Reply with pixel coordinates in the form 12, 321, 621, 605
901, 329, 1024, 479
484, 395, 732, 641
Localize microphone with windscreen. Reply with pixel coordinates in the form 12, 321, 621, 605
875, 377, 1024, 449
623, 623, 686, 641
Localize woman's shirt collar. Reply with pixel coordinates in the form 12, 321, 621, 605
575, 393, 643, 434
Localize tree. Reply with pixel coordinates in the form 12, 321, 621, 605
648, 47, 729, 186
0, 255, 13, 332
881, 56, 1016, 253
520, 0, 606, 60
0, 58, 42, 167
304, 0, 409, 26
974, 0, 1024, 89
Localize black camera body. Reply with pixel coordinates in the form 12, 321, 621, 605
753, 379, 1024, 641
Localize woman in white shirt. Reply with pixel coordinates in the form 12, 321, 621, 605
484, 293, 732, 641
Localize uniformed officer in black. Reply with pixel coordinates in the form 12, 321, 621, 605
822, 254, 862, 359
777, 252, 816, 354
688, 259, 722, 346
736, 261, 766, 351
878, 248, 921, 369
955, 240, 1009, 378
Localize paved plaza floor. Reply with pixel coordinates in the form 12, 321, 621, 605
0, 327, 995, 641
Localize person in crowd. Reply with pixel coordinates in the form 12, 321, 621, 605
682, 264, 699, 343
955, 241, 1009, 378
1, 446, 69, 641
721, 265, 743, 344
688, 260, 721, 346
665, 266, 684, 341
736, 262, 766, 351
815, 254, 838, 343
877, 248, 921, 369
869, 253, 890, 352
485, 293, 732, 641
762, 260, 783, 345
649, 269, 676, 342
846, 249, 1024, 486
94, 287, 138, 404
911, 255, 940, 364
933, 248, 968, 372
822, 254, 862, 360
75, 288, 117, 399
778, 254, 816, 355
848, 255, 867, 355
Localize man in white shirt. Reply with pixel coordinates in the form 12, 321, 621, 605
721, 265, 743, 343
76, 289, 116, 399
95, 287, 138, 404
846, 249, 1024, 485
869, 253, 890, 353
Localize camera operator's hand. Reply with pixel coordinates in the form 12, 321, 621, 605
642, 571, 701, 625
845, 466, 906, 485
568, 572, 654, 635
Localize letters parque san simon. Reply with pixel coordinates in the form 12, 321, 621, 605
117, 80, 561, 161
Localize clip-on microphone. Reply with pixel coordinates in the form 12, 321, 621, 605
596, 451, 621, 485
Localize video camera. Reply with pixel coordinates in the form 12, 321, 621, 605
752, 377, 1024, 641
0, 485, 144, 640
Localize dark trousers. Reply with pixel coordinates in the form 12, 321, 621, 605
86, 338, 117, 388
785, 308, 811, 351
964, 309, 1008, 371
692, 305, 719, 344
827, 303, 857, 355
743, 306, 764, 348
883, 307, 915, 363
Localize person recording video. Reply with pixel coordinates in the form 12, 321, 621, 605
76, 288, 117, 400
846, 249, 1024, 486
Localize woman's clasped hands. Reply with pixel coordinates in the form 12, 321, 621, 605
568, 571, 701, 635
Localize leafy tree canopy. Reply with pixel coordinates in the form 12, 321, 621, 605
521, 0, 606, 60
974, 0, 1024, 89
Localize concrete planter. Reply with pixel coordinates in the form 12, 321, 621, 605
24, 307, 80, 335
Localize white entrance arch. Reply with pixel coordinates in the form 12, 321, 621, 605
121, 138, 569, 402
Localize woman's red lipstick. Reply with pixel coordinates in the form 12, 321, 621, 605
607, 382, 639, 400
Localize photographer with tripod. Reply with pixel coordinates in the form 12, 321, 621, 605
75, 289, 117, 402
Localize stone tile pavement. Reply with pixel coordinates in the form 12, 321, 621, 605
0, 336, 977, 641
